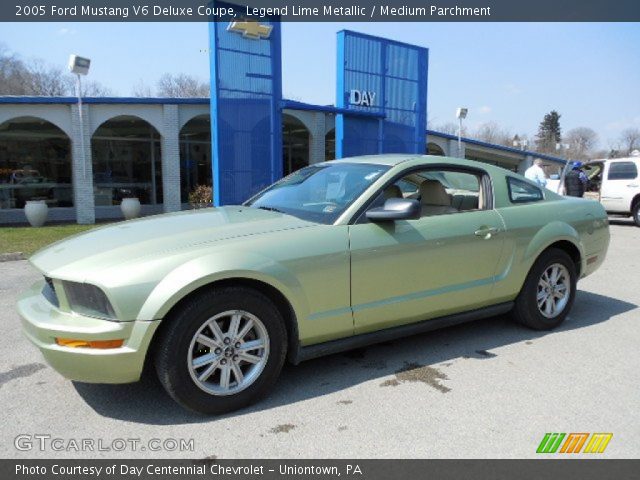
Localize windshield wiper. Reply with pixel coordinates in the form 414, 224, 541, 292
257, 206, 285, 214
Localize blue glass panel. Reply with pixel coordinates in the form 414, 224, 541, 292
336, 31, 428, 158
209, 2, 282, 205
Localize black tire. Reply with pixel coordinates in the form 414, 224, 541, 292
512, 248, 577, 330
632, 201, 640, 227
154, 286, 287, 414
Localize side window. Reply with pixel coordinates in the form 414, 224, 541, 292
358, 168, 487, 223
397, 179, 419, 196
507, 177, 543, 203
608, 162, 638, 180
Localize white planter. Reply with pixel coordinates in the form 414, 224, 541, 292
24, 200, 48, 227
120, 198, 141, 220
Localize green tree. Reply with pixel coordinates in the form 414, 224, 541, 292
535, 110, 562, 154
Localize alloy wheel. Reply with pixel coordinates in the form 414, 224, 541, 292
536, 263, 571, 319
187, 310, 270, 396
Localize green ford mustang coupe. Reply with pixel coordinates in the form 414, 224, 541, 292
18, 155, 610, 413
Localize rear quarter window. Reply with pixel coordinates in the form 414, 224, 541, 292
507, 177, 543, 203
607, 162, 638, 180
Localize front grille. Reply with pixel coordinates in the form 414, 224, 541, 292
42, 277, 59, 307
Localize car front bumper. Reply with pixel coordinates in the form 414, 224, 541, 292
17, 280, 160, 384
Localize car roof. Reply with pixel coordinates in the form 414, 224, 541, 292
324, 154, 420, 166
586, 157, 639, 163
323, 154, 506, 172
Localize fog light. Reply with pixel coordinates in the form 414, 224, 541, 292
56, 338, 124, 349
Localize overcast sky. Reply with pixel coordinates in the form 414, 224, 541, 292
2, 21, 638, 148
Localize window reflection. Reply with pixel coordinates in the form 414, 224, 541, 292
0, 117, 72, 209
92, 116, 162, 206
283, 114, 310, 176
179, 115, 212, 203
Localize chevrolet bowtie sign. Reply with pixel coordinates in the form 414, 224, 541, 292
228, 20, 273, 40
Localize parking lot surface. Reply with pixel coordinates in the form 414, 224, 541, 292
1, 221, 638, 459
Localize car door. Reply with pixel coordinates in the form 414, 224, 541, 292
601, 161, 639, 212
581, 162, 604, 201
348, 168, 506, 335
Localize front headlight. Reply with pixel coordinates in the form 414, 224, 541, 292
62, 281, 117, 320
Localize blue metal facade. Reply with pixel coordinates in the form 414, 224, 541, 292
209, 3, 282, 206
336, 30, 428, 158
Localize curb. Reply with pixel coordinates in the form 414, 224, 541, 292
0, 252, 26, 262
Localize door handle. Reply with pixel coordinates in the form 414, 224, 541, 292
474, 226, 499, 238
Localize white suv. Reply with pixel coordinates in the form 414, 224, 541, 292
580, 155, 640, 226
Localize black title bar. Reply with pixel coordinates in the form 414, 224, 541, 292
3, 0, 640, 22
4, 459, 640, 480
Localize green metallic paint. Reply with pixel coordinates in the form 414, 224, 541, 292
349, 209, 506, 334
18, 155, 610, 384
136, 224, 353, 345
18, 280, 159, 383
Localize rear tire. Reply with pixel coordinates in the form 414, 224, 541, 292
512, 248, 577, 330
154, 287, 287, 414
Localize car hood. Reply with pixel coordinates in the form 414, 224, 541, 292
30, 206, 314, 278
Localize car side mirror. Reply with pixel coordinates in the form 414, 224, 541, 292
366, 198, 421, 222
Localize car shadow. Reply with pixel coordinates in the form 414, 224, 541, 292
608, 216, 636, 227
72, 290, 636, 425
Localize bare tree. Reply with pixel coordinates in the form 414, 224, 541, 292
620, 127, 640, 155
157, 73, 209, 98
565, 127, 599, 160
0, 43, 30, 94
600, 139, 625, 159
432, 122, 467, 136
474, 121, 501, 144
1, 43, 111, 96
80, 80, 113, 97
24, 60, 73, 96
473, 121, 514, 146
132, 79, 154, 97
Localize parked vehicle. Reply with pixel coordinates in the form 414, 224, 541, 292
18, 155, 610, 414
548, 154, 640, 226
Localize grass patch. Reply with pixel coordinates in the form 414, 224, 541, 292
0, 223, 108, 257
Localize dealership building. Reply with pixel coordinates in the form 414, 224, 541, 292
0, 27, 567, 225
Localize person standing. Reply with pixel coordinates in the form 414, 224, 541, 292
564, 162, 586, 197
524, 158, 548, 187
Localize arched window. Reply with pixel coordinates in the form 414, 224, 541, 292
282, 114, 310, 176
0, 116, 72, 209
179, 115, 211, 203
92, 116, 162, 206
427, 142, 446, 156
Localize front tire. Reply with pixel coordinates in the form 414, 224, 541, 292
632, 201, 640, 227
154, 287, 287, 414
512, 248, 577, 330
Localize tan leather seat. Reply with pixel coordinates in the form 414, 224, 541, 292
383, 184, 402, 200
419, 180, 458, 216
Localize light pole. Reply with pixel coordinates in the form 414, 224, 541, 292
68, 55, 91, 178
455, 107, 468, 158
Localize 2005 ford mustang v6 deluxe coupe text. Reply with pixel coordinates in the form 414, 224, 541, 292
18, 155, 610, 413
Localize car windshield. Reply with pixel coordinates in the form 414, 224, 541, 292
245, 163, 389, 224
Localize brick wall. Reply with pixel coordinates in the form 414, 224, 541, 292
70, 103, 96, 224
161, 105, 182, 213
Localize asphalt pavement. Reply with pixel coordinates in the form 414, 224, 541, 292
1, 220, 638, 459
